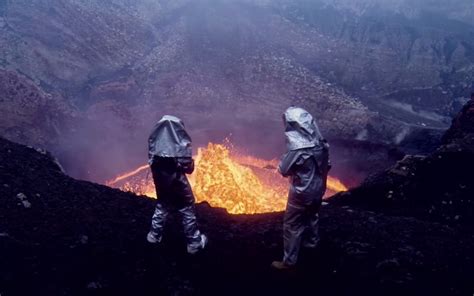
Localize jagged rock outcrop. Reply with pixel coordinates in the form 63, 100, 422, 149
442, 95, 474, 144
332, 99, 474, 231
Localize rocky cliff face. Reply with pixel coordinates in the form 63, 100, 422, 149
0, 0, 472, 180
273, 0, 474, 118
442, 95, 474, 143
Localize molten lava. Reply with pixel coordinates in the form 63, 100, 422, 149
107, 142, 348, 214
190, 143, 287, 214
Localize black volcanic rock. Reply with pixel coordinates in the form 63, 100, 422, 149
442, 96, 474, 144
1, 135, 474, 295
332, 100, 474, 231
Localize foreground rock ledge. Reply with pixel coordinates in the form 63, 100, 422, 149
1, 98, 474, 296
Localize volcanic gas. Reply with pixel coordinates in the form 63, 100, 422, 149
106, 142, 347, 214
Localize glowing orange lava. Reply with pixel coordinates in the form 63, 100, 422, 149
106, 142, 348, 214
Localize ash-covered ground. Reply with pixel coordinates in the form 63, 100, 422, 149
1, 101, 473, 296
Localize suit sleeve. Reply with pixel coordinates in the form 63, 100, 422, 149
278, 151, 300, 177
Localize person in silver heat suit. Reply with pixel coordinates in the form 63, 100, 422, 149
146, 115, 207, 254
272, 107, 330, 269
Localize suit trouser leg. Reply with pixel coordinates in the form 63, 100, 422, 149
302, 202, 321, 248
283, 202, 306, 265
150, 201, 168, 241
178, 205, 202, 251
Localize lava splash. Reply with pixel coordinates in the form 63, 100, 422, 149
106, 143, 347, 214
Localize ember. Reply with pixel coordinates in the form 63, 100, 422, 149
107, 142, 348, 214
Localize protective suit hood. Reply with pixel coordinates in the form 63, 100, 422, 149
148, 115, 192, 159
283, 107, 323, 151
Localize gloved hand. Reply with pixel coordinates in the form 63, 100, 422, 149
177, 157, 195, 174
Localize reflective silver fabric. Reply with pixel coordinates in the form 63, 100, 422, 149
148, 115, 192, 162
283, 202, 321, 265
150, 160, 195, 208
279, 107, 330, 206
149, 202, 203, 250
279, 107, 329, 265
283, 107, 323, 151
279, 147, 329, 206
150, 202, 167, 242
147, 117, 206, 253
178, 205, 204, 253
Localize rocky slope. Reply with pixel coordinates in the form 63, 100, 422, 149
0, 69, 76, 148
332, 98, 474, 232
1, 101, 474, 295
0, 0, 472, 181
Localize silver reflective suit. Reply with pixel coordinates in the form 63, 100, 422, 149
147, 115, 205, 253
278, 107, 330, 265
